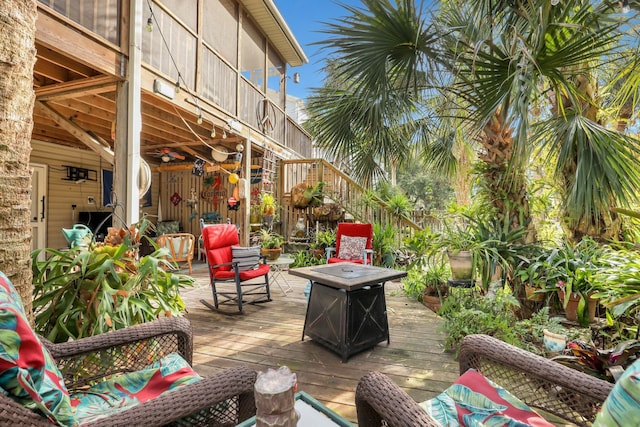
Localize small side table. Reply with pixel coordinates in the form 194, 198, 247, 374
236, 391, 353, 427
268, 255, 295, 295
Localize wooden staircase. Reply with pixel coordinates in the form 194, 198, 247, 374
278, 159, 421, 242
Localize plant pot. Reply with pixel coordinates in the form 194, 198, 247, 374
422, 295, 443, 313
543, 329, 566, 353
309, 248, 325, 259
525, 284, 544, 302
447, 250, 473, 281
558, 290, 598, 323
261, 247, 282, 261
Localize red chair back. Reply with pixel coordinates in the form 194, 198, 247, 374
336, 222, 373, 255
202, 224, 238, 273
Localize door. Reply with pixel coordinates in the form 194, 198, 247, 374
30, 163, 47, 260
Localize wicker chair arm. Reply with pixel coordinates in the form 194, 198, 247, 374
0, 394, 53, 426
85, 365, 257, 426
459, 334, 613, 425
356, 371, 441, 427
43, 317, 192, 363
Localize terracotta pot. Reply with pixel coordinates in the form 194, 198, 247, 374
525, 284, 545, 302
261, 247, 282, 261
558, 290, 598, 323
422, 295, 443, 313
447, 251, 473, 281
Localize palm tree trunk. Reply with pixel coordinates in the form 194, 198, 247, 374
0, 0, 37, 321
479, 111, 535, 242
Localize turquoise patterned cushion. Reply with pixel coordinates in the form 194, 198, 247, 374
71, 352, 202, 424
594, 358, 640, 426
420, 369, 553, 426
0, 272, 76, 426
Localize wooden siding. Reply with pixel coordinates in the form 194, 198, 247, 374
29, 140, 158, 250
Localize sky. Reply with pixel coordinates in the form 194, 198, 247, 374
274, 0, 363, 101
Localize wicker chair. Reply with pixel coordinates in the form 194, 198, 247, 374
1, 317, 257, 426
356, 334, 614, 427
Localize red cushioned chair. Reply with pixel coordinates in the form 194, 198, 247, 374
200, 224, 271, 314
326, 222, 374, 265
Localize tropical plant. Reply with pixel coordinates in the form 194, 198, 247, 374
260, 193, 278, 217
290, 250, 326, 268
372, 222, 397, 267
308, 0, 640, 243
552, 339, 640, 382
592, 247, 640, 321
258, 228, 284, 249
31, 219, 195, 343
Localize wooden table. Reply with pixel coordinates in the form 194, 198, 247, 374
289, 264, 407, 362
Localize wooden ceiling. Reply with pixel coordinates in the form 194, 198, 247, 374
32, 41, 245, 168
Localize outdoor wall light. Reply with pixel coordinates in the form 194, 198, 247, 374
161, 154, 171, 163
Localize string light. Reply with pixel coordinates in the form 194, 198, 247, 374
550, 0, 559, 5
175, 80, 180, 93
222, 129, 227, 139
210, 126, 216, 138
145, 16, 153, 32
197, 112, 203, 125
622, 0, 630, 13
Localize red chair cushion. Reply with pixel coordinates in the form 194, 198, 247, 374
213, 263, 270, 280
203, 225, 239, 272
335, 223, 372, 257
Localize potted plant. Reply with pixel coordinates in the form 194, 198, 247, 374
540, 237, 608, 326
258, 228, 285, 260
433, 216, 477, 282
250, 204, 262, 231
31, 218, 195, 343
309, 229, 336, 259
260, 193, 279, 227
420, 261, 450, 313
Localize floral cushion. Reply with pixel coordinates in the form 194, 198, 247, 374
338, 235, 367, 261
232, 246, 261, 271
71, 352, 202, 424
0, 272, 76, 426
420, 369, 553, 426
593, 358, 640, 426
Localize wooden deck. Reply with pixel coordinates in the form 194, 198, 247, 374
181, 260, 459, 424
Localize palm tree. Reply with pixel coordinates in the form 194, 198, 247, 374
0, 0, 38, 319
307, 0, 640, 241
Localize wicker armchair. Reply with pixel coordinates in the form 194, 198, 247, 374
1, 317, 257, 426
356, 334, 614, 427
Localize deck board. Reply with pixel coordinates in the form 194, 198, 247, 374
182, 261, 458, 424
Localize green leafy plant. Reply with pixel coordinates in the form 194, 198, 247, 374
258, 228, 284, 249
290, 250, 325, 267
31, 219, 194, 343
372, 222, 397, 267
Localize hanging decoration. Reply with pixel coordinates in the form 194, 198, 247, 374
170, 192, 182, 206
192, 158, 205, 176
250, 166, 263, 184
200, 173, 226, 210
187, 188, 198, 221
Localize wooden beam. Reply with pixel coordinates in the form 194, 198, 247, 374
36, 75, 119, 100
34, 101, 115, 164
36, 10, 122, 77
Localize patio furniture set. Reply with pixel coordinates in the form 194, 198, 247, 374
4, 222, 634, 425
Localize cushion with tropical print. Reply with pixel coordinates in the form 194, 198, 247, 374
420, 368, 553, 426
0, 271, 76, 426
593, 358, 640, 427
71, 352, 202, 424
